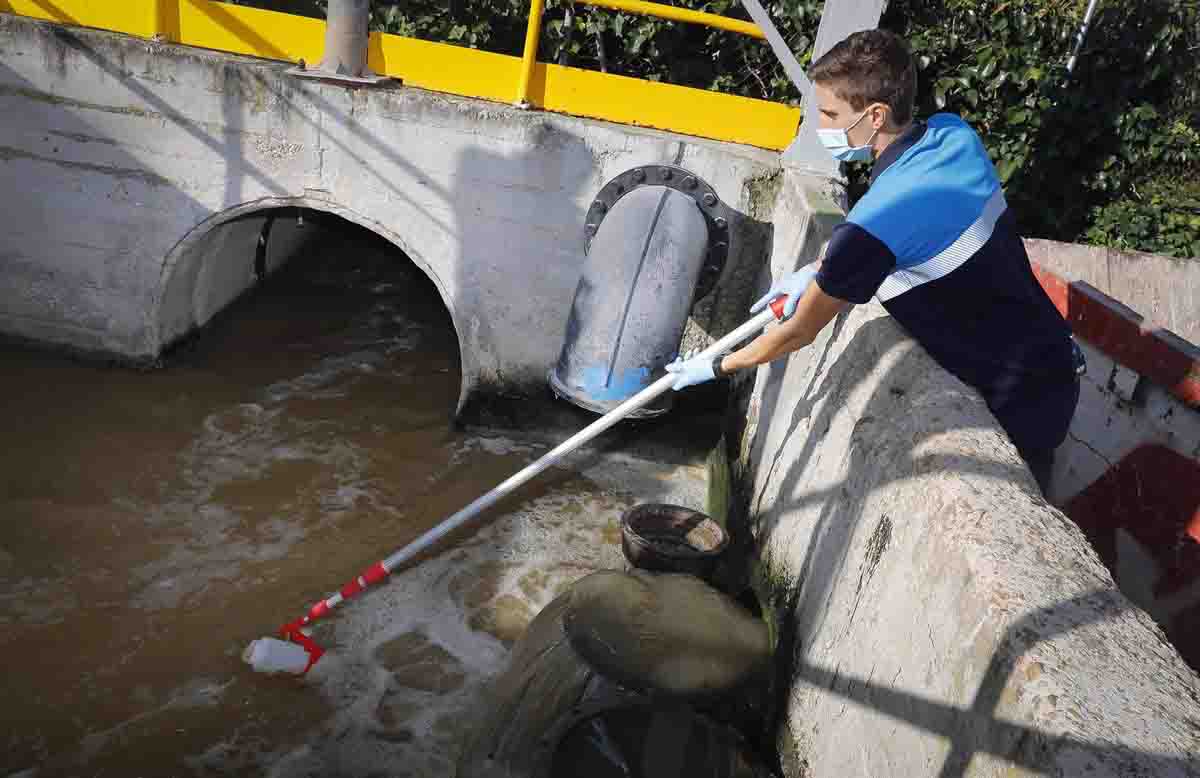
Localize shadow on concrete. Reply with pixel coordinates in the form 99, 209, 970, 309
270, 74, 458, 236
792, 587, 1197, 777
728, 313, 1197, 776
5, 9, 605, 454
38, 23, 290, 196
17, 18, 466, 378
1063, 443, 1200, 674
51, 20, 456, 238
0, 33, 221, 357
39, 16, 460, 246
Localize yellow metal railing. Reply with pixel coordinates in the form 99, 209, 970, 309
516, 0, 548, 108
516, 0, 765, 105
576, 0, 763, 39
0, 0, 800, 150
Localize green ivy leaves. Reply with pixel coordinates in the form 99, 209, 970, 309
888, 0, 1198, 257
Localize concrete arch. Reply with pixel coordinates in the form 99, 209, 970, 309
154, 195, 473, 414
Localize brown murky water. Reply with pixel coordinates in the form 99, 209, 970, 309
0, 215, 712, 777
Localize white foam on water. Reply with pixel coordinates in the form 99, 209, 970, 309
444, 434, 544, 468
242, 452, 706, 777
260, 348, 393, 405
123, 351, 402, 610
8, 265, 712, 774
0, 575, 78, 625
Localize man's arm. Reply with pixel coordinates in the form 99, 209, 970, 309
665, 221, 889, 389
720, 280, 848, 373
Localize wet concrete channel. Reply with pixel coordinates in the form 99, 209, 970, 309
0, 212, 719, 777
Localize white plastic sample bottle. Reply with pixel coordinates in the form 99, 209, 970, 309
243, 637, 311, 674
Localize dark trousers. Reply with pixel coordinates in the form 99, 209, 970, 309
1019, 446, 1058, 496
1015, 374, 1081, 497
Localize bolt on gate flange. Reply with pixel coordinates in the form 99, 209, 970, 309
584, 165, 732, 302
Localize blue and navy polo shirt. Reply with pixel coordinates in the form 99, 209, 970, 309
814, 113, 1076, 454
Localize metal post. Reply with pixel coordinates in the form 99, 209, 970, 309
290, 0, 388, 85
516, 0, 547, 107
738, 0, 810, 96
152, 0, 181, 43
780, 0, 888, 175
1066, 0, 1101, 75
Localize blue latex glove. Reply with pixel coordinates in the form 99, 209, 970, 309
749, 265, 819, 319
665, 349, 716, 391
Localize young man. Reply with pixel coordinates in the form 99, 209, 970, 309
666, 29, 1081, 494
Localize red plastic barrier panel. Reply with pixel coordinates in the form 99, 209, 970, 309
1064, 444, 1200, 670
1031, 263, 1200, 408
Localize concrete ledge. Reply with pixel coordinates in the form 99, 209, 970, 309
1024, 238, 1200, 347
724, 169, 1200, 776
733, 301, 1200, 777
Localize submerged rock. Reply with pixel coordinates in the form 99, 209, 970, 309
457, 569, 772, 778
563, 570, 769, 698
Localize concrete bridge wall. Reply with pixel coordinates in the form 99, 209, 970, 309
725, 171, 1200, 777
0, 14, 776, 410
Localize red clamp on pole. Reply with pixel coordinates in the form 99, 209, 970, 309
272, 562, 389, 674
769, 295, 789, 321
279, 620, 325, 674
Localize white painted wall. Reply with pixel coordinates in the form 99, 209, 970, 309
0, 14, 777, 411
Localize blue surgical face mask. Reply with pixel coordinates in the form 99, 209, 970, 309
816, 107, 879, 163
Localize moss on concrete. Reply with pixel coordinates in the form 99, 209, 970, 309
706, 434, 732, 529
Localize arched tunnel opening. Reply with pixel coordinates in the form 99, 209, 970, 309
163, 206, 462, 403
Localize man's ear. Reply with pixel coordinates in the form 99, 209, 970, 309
870, 102, 891, 130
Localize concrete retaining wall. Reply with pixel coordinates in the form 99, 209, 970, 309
727, 171, 1200, 777
0, 14, 776, 410
1025, 238, 1200, 346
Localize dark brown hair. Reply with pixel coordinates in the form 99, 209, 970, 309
808, 29, 917, 125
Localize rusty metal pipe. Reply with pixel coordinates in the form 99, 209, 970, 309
577, 0, 764, 39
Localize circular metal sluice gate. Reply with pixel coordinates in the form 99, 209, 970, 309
550, 166, 733, 418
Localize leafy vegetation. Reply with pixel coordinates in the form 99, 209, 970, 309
229, 0, 1199, 258
886, 0, 1199, 257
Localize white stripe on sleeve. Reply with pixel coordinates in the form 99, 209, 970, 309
876, 188, 1008, 302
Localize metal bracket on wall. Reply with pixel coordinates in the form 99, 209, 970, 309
584, 165, 732, 302
288, 62, 391, 86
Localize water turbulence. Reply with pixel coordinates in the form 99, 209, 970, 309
0, 210, 713, 776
